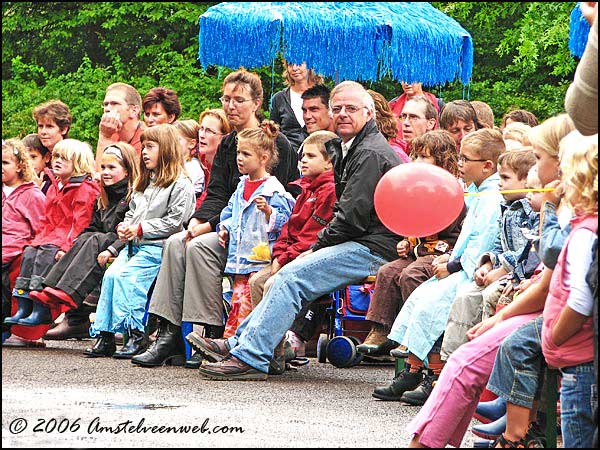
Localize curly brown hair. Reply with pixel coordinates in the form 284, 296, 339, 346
408, 130, 460, 177
2, 138, 36, 183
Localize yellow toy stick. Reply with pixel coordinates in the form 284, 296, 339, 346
464, 187, 556, 197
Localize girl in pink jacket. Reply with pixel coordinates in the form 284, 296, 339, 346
2, 139, 46, 338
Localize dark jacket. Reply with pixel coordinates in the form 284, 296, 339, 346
270, 87, 309, 154
191, 130, 299, 230
81, 177, 130, 256
311, 119, 402, 261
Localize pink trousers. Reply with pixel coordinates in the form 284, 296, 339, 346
407, 312, 539, 448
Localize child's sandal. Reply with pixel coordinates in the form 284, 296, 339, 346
493, 434, 526, 448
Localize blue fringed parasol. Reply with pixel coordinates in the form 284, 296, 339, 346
569, 3, 591, 58
198, 2, 473, 85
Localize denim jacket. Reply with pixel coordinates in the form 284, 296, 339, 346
535, 201, 572, 269
478, 198, 540, 280
219, 175, 295, 274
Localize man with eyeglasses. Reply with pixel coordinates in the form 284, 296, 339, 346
192, 80, 403, 380
391, 97, 439, 156
389, 82, 442, 142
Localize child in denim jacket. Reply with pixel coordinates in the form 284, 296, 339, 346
217, 121, 294, 338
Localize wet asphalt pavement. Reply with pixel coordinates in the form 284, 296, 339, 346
2, 339, 477, 447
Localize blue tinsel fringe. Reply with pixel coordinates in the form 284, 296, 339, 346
569, 3, 591, 58
198, 2, 473, 85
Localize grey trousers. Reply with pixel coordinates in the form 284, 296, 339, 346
148, 231, 227, 327
440, 277, 505, 360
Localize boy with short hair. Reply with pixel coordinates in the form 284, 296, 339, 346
440, 148, 540, 365
373, 128, 505, 403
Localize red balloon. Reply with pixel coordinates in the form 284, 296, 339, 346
374, 163, 464, 237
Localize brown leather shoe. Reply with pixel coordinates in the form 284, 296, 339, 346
198, 355, 268, 381
43, 319, 91, 340
185, 331, 230, 362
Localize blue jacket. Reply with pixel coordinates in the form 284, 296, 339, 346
478, 197, 540, 281
219, 175, 295, 274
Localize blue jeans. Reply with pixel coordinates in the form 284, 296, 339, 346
228, 241, 389, 373
487, 315, 544, 408
560, 362, 595, 448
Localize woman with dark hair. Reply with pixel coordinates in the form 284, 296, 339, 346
142, 87, 181, 127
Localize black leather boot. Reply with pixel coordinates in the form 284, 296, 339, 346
113, 328, 149, 359
372, 365, 424, 401
131, 319, 186, 367
83, 332, 116, 357
18, 300, 52, 326
3, 297, 33, 325
184, 324, 225, 369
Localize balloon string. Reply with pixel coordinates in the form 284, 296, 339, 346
464, 188, 556, 196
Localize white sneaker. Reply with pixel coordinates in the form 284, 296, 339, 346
285, 331, 306, 357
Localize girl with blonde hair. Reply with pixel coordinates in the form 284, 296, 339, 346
2, 139, 46, 340
32, 142, 139, 330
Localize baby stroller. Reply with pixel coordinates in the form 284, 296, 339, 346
316, 275, 376, 368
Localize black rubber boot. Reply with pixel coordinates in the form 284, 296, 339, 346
84, 332, 116, 357
4, 297, 33, 325
113, 328, 149, 359
18, 300, 52, 326
131, 319, 186, 367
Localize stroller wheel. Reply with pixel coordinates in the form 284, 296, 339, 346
326, 336, 357, 368
346, 336, 364, 367
317, 334, 329, 363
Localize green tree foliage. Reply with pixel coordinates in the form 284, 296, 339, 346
2, 2, 581, 147
431, 1, 578, 124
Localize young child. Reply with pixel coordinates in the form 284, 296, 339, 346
358, 130, 466, 356
440, 148, 540, 361
472, 166, 556, 448
4, 139, 99, 329
541, 136, 597, 449
31, 142, 139, 320
21, 133, 53, 194
2, 139, 46, 342
217, 121, 294, 338
373, 128, 505, 404
86, 124, 195, 359
173, 119, 206, 207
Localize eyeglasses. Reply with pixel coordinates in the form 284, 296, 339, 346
198, 126, 224, 137
458, 153, 488, 163
331, 104, 365, 115
399, 113, 426, 122
219, 96, 252, 107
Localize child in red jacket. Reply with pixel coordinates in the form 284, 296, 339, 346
4, 138, 99, 327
